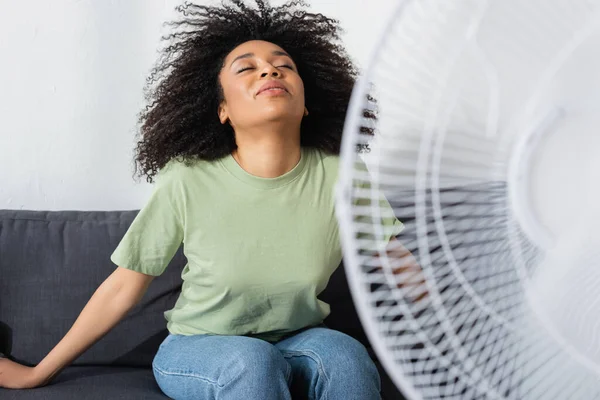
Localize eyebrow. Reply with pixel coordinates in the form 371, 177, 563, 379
229, 50, 292, 68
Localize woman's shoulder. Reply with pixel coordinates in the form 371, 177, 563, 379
309, 148, 376, 182
310, 147, 339, 167
157, 158, 188, 180
156, 157, 211, 185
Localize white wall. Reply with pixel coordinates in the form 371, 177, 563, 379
0, 0, 397, 211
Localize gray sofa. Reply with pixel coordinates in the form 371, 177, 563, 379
0, 209, 404, 399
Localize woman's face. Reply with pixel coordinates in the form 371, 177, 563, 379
218, 40, 306, 131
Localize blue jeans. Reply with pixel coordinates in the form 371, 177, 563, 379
152, 326, 382, 399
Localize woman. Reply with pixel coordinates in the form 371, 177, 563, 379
0, 1, 405, 398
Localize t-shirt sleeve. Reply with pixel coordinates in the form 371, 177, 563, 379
110, 166, 185, 276
352, 157, 404, 244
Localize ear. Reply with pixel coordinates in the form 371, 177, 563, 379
218, 103, 229, 124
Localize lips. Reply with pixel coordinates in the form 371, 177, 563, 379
257, 80, 288, 95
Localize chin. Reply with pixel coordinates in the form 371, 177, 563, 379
258, 108, 302, 122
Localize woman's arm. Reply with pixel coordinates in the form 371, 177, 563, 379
0, 267, 154, 389
379, 237, 428, 302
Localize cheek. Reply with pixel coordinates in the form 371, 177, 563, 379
297, 87, 306, 108
220, 82, 254, 120
296, 78, 306, 100
224, 80, 253, 106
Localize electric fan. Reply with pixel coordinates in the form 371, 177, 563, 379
336, 1, 600, 399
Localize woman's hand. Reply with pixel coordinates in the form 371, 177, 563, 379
0, 358, 49, 389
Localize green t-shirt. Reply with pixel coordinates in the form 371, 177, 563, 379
111, 147, 403, 342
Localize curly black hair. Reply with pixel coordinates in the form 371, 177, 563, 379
135, 0, 372, 183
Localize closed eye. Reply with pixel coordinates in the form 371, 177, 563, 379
237, 65, 294, 74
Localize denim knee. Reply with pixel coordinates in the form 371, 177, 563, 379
321, 331, 379, 382
284, 328, 381, 392
152, 334, 292, 399
227, 339, 292, 385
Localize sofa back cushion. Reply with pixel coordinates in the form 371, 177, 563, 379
0, 210, 185, 367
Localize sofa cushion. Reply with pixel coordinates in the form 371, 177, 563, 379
0, 210, 186, 367
0, 362, 404, 400
0, 366, 167, 399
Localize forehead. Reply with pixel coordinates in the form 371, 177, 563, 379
224, 40, 289, 62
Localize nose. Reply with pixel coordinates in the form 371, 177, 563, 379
260, 64, 280, 78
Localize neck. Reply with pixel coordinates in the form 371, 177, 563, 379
231, 125, 301, 178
